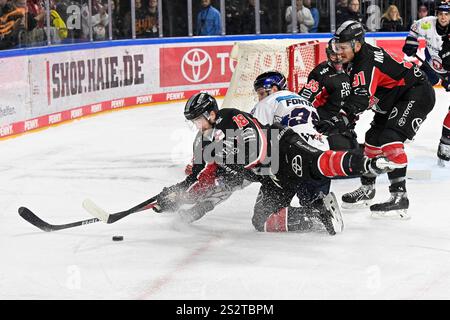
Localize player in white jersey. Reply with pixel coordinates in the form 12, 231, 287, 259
251, 71, 329, 151
403, 1, 450, 165
402, 1, 449, 85
250, 71, 351, 210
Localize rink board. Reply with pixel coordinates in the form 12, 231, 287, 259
0, 33, 428, 139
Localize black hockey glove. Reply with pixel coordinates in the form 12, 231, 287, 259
364, 156, 406, 175
402, 36, 419, 57
153, 185, 183, 213
315, 114, 349, 134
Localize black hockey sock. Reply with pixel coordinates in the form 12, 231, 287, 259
389, 178, 406, 193
361, 174, 376, 186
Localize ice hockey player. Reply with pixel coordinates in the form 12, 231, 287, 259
298, 39, 358, 151
402, 0, 450, 165
153, 92, 404, 234
251, 70, 349, 215
437, 29, 450, 164
330, 20, 436, 219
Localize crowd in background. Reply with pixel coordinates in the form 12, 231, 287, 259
0, 0, 438, 50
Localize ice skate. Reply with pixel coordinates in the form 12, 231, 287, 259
309, 192, 344, 235
370, 192, 410, 220
341, 184, 375, 209
437, 140, 450, 167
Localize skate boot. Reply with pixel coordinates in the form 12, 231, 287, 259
342, 184, 375, 209
437, 139, 450, 167
309, 192, 344, 235
370, 192, 410, 219
370, 181, 409, 219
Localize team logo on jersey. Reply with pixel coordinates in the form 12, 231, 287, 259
291, 155, 303, 177
181, 48, 212, 83
412, 118, 423, 133
420, 21, 431, 30
431, 58, 443, 71
388, 107, 398, 120
368, 95, 380, 109
413, 66, 423, 78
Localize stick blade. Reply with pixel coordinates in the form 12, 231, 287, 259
18, 207, 53, 232
82, 199, 110, 223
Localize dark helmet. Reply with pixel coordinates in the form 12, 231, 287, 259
326, 38, 336, 60
184, 92, 219, 121
334, 20, 365, 45
326, 39, 344, 73
436, 0, 450, 13
253, 71, 287, 92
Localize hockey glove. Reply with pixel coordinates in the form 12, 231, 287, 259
402, 36, 419, 57
153, 185, 183, 213
315, 114, 349, 134
364, 156, 407, 175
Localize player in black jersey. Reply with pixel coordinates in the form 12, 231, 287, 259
299, 39, 358, 151
437, 28, 450, 165
152, 92, 403, 234
328, 20, 436, 219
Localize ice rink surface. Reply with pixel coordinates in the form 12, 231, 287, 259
1, 89, 449, 300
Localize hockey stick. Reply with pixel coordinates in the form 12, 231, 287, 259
18, 195, 157, 232
82, 196, 157, 223
414, 54, 447, 82
18, 207, 100, 232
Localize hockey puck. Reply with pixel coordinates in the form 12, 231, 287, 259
112, 235, 124, 241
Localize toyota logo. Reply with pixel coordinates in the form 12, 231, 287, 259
412, 118, 423, 133
181, 48, 212, 83
291, 155, 303, 177
388, 107, 398, 120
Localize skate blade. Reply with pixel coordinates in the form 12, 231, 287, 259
370, 209, 411, 220
342, 200, 373, 210
438, 158, 446, 168
323, 192, 344, 233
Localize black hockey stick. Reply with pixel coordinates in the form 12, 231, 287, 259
18, 207, 100, 232
18, 195, 158, 232
82, 196, 157, 223
414, 54, 447, 82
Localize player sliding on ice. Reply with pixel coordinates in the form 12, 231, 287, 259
151, 92, 404, 235
328, 20, 436, 219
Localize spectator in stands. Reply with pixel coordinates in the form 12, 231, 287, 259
196, 0, 221, 35
380, 4, 404, 32
336, 0, 363, 27
240, 0, 271, 34
124, 0, 158, 38
81, 0, 109, 41
336, 0, 348, 19
0, 0, 17, 49
285, 0, 314, 33
11, 0, 40, 46
407, 3, 429, 30
111, 0, 125, 39
418, 4, 429, 19
304, 0, 319, 33
27, 0, 44, 28
225, 0, 241, 35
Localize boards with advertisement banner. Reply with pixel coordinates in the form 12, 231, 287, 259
0, 56, 29, 134
0, 35, 413, 139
